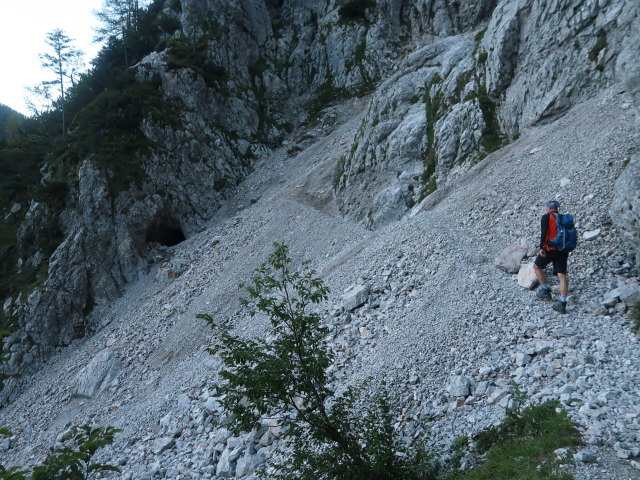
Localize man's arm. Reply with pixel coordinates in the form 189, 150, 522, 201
539, 213, 549, 249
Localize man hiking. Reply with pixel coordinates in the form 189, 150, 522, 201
534, 200, 569, 314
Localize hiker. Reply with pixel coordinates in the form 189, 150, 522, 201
533, 200, 569, 314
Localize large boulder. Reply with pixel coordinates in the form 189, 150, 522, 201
517, 263, 538, 290
449, 375, 472, 397
72, 349, 121, 399
342, 284, 371, 311
495, 245, 527, 274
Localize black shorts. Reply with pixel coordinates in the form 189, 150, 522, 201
534, 250, 569, 276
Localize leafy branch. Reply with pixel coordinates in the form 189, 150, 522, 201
200, 242, 438, 480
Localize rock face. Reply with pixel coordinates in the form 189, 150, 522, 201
2, 0, 413, 393
611, 156, 640, 265
335, 0, 640, 226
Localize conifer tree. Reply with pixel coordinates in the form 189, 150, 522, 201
39, 29, 82, 135
94, 0, 145, 65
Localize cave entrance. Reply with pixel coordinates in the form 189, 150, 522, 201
146, 217, 185, 247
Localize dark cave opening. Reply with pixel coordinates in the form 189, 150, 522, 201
146, 218, 186, 247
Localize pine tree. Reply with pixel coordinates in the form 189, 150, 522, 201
39, 29, 82, 135
94, 0, 144, 65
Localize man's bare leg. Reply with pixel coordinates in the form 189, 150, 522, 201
557, 273, 568, 297
534, 263, 547, 287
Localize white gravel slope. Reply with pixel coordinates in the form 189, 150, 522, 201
1, 90, 639, 480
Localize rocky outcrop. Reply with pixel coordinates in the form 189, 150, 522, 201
335, 0, 640, 227
612, 155, 640, 266
610, 7, 640, 266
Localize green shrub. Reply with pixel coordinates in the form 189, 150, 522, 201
339, 0, 375, 21
213, 177, 229, 192
165, 36, 227, 87
0, 425, 120, 479
333, 155, 346, 190
200, 243, 439, 480
158, 13, 181, 33
34, 181, 69, 210
449, 401, 581, 480
474, 28, 487, 44
632, 302, 640, 332
477, 85, 507, 155
248, 59, 269, 78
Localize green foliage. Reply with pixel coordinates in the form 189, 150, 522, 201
474, 28, 487, 44
632, 301, 640, 332
0, 425, 120, 480
354, 39, 367, 66
419, 74, 442, 201
248, 59, 269, 78
0, 105, 24, 143
200, 243, 438, 480
310, 74, 349, 117
449, 401, 581, 480
333, 155, 346, 190
34, 181, 69, 210
213, 177, 229, 192
165, 36, 228, 88
0, 0, 180, 319
453, 70, 473, 104
448, 436, 470, 471
0, 330, 9, 389
588, 37, 607, 62
477, 85, 507, 156
339, 0, 375, 22
63, 77, 181, 196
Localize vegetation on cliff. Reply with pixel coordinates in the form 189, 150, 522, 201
0, 0, 180, 332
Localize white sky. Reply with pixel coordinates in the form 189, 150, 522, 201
0, 0, 105, 115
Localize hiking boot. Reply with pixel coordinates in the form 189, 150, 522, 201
535, 288, 552, 301
552, 301, 567, 314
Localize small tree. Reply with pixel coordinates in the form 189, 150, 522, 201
94, 0, 147, 65
200, 243, 437, 480
39, 29, 82, 135
0, 425, 120, 480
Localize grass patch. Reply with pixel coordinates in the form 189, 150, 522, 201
287, 145, 302, 156
632, 301, 640, 332
477, 85, 508, 155
448, 401, 582, 480
419, 74, 442, 201
474, 27, 487, 44
354, 38, 367, 66
588, 37, 607, 62
213, 177, 229, 192
453, 70, 474, 104
309, 73, 349, 118
333, 155, 346, 190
